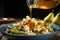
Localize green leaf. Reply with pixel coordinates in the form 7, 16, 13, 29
12, 27, 24, 34
48, 24, 54, 32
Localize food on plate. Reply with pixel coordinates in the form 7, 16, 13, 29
44, 12, 54, 23
6, 16, 54, 35
52, 12, 60, 26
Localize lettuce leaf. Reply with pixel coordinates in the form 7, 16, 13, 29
12, 27, 24, 34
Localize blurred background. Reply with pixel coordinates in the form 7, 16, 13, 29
0, 0, 60, 19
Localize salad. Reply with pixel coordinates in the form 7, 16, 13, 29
5, 16, 54, 35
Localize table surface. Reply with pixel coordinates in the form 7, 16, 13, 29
0, 23, 60, 40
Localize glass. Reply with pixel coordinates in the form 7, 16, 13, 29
26, 0, 60, 18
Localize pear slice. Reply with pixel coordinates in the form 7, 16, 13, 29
44, 12, 54, 23
52, 12, 60, 26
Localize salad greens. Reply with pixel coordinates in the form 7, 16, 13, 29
12, 26, 24, 34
